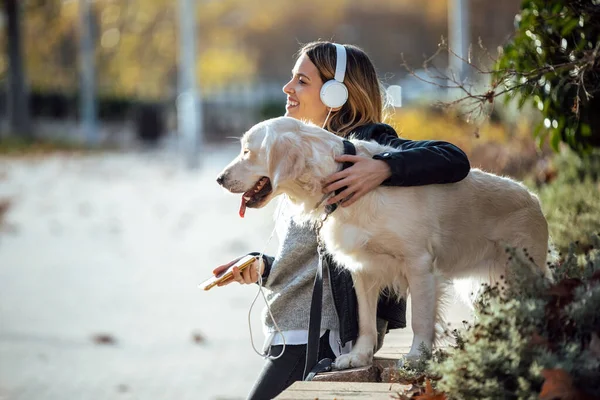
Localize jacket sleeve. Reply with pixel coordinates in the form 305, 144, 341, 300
358, 124, 471, 187
248, 252, 275, 286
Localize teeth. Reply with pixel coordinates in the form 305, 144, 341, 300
255, 178, 267, 191
287, 100, 298, 107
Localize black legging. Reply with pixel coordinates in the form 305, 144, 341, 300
246, 330, 336, 400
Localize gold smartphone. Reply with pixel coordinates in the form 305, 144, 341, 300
199, 255, 258, 291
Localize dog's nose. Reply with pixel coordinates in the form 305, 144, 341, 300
216, 174, 225, 185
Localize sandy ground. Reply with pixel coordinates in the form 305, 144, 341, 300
0, 144, 281, 400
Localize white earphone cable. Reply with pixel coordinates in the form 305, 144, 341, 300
322, 108, 333, 129
247, 197, 287, 360
247, 106, 332, 360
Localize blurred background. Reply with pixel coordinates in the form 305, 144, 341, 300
0, 0, 598, 399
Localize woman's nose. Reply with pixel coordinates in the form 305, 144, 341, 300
282, 80, 294, 94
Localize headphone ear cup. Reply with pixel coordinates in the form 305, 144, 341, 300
320, 80, 348, 109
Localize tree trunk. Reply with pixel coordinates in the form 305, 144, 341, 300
5, 0, 32, 138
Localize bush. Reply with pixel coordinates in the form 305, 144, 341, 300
397, 236, 600, 399
496, 0, 600, 153
388, 107, 551, 179
537, 149, 600, 254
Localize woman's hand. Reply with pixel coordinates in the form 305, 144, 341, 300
322, 155, 392, 207
212, 256, 265, 286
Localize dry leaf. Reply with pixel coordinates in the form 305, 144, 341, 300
413, 379, 447, 400
539, 369, 580, 400
91, 333, 117, 345
192, 331, 206, 344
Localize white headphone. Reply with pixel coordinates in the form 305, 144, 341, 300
319, 43, 348, 109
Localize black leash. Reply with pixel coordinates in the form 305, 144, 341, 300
303, 140, 356, 381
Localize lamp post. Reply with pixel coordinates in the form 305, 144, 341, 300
178, 0, 202, 169
448, 0, 470, 83
79, 0, 97, 145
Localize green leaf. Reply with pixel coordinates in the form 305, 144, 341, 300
581, 124, 592, 137
533, 122, 544, 139
518, 94, 530, 109
550, 128, 561, 152
560, 18, 579, 37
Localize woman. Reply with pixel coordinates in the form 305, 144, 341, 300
213, 41, 470, 400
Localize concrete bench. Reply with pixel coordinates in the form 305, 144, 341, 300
275, 381, 414, 399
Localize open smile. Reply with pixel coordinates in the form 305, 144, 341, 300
286, 99, 299, 110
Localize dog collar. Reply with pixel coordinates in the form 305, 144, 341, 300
324, 140, 356, 214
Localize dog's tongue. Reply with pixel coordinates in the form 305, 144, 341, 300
239, 197, 247, 218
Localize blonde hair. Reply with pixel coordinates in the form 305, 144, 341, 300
299, 41, 390, 137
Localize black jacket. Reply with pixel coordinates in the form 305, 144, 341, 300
256, 122, 470, 344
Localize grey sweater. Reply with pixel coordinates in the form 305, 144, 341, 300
261, 202, 339, 335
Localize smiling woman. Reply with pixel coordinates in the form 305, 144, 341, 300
283, 56, 330, 128
213, 40, 470, 400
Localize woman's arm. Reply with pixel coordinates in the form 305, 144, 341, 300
248, 252, 275, 284
322, 123, 470, 206
370, 127, 471, 186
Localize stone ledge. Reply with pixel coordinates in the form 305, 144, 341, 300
312, 357, 403, 383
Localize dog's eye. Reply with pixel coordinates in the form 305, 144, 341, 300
243, 149, 250, 155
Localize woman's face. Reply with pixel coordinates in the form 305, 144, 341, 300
282, 54, 329, 127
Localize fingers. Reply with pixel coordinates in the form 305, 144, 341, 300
213, 257, 241, 276
326, 187, 355, 206
213, 257, 242, 287
323, 177, 350, 194
335, 154, 361, 163
322, 170, 350, 192
339, 191, 361, 207
214, 256, 264, 287
242, 258, 264, 284
228, 258, 264, 285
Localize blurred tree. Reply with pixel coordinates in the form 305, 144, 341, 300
2, 0, 523, 107
496, 0, 600, 154
4, 0, 32, 137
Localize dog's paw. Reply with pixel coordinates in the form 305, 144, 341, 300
333, 351, 372, 370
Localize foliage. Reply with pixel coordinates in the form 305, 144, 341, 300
399, 236, 600, 399
388, 108, 509, 154
496, 0, 600, 154
3, 0, 352, 99
537, 149, 600, 254
388, 107, 551, 179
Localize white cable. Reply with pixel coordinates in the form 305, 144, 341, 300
247, 197, 287, 360
322, 108, 333, 129
247, 108, 331, 359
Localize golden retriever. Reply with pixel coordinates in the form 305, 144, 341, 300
216, 116, 551, 369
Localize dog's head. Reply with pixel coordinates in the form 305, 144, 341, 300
216, 117, 339, 217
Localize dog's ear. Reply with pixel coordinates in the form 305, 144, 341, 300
265, 130, 306, 189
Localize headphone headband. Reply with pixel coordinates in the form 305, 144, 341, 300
319, 42, 348, 109
333, 43, 346, 83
